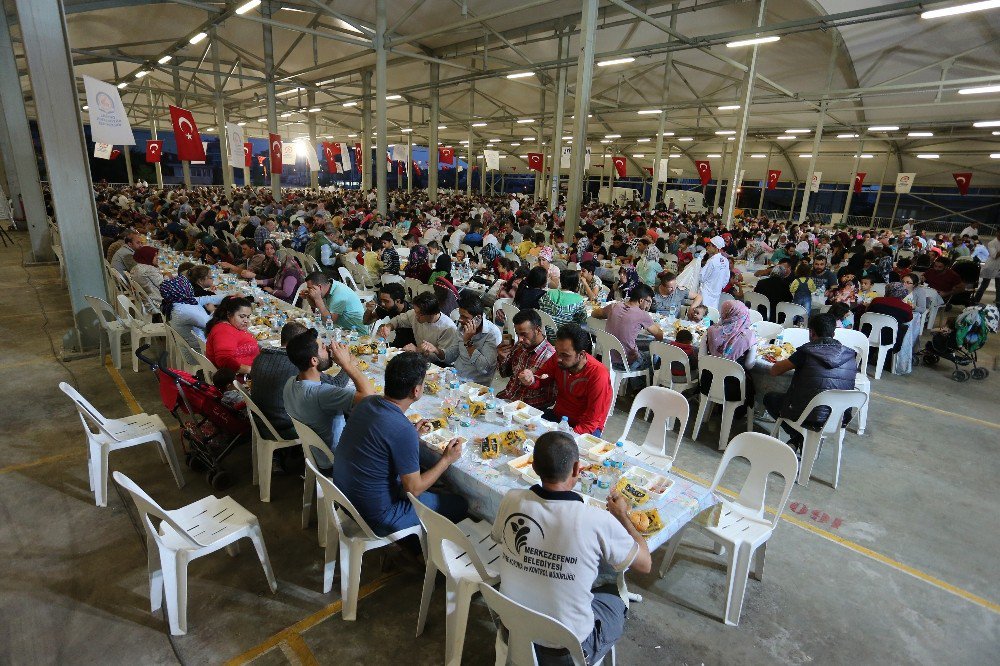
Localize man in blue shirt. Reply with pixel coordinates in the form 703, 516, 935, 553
332, 352, 467, 536
303, 271, 367, 333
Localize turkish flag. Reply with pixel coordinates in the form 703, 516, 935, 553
853, 172, 867, 193
145, 140, 163, 163
767, 169, 781, 190
952, 172, 972, 195
168, 105, 206, 161
110, 149, 121, 160
613, 156, 627, 179
413, 161, 422, 177
397, 161, 404, 175
439, 146, 455, 165
257, 155, 266, 167
528, 152, 543, 172
354, 143, 363, 173
322, 142, 337, 173
243, 142, 252, 167
695, 160, 712, 186
269, 133, 282, 174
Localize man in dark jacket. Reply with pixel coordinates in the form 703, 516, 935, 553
763, 313, 857, 451
753, 262, 793, 321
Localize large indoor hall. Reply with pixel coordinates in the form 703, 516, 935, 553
0, 1, 998, 665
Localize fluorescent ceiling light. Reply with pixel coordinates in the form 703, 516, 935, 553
799, 154, 812, 158
917, 153, 939, 159
718, 105, 741, 110
707, 154, 721, 158
522, 137, 533, 141
678, 137, 693, 142
82, 105, 89, 110
776, 135, 794, 140
922, 1, 1000, 19
727, 137, 735, 141
662, 132, 675, 136
117, 82, 128, 89
342, 101, 358, 107
669, 153, 680, 158
637, 109, 662, 115
308, 107, 321, 113
973, 120, 1000, 127
837, 133, 860, 138
517, 118, 535, 124
860, 154, 874, 158
280, 112, 292, 118
488, 138, 499, 143
438, 125, 447, 129
157, 55, 172, 64
460, 140, 469, 144
506, 72, 534, 79
908, 131, 934, 137
510, 142, 520, 146
203, 128, 214, 133
348, 133, 357, 138
134, 70, 149, 79
385, 94, 402, 100
235, 0, 261, 14
605, 133, 621, 138
237, 121, 246, 126
277, 88, 302, 96
562, 136, 572, 140
715, 130, 736, 135
868, 125, 899, 131
257, 117, 266, 122
401, 128, 413, 133
959, 84, 1000, 95
994, 131, 1000, 135
189, 32, 207, 45
597, 57, 635, 67
727, 35, 780, 48
600, 139, 612, 143
785, 129, 810, 134
636, 138, 651, 142
991, 153, 1000, 158
632, 154, 645, 158
472, 122, 487, 127
750, 154, 766, 158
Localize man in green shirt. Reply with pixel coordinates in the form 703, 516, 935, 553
303, 271, 367, 333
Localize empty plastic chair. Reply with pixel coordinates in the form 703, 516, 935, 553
649, 340, 697, 394
747, 309, 764, 325
537, 309, 559, 340
113, 471, 277, 635
744, 292, 770, 320
381, 273, 404, 285
833, 328, 871, 435
771, 389, 868, 488
690, 355, 752, 450
615, 386, 689, 470
751, 320, 783, 343
292, 418, 335, 546
775, 302, 807, 328
658, 432, 798, 626
117, 294, 167, 372
306, 459, 424, 620
233, 382, 300, 502
59, 382, 184, 506
85, 295, 127, 369
859, 312, 898, 379
339, 266, 375, 302
408, 493, 500, 666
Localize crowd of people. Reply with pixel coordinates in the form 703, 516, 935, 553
90, 181, 998, 662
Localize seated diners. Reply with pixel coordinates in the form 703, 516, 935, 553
204, 296, 259, 374
302, 271, 366, 333
333, 352, 467, 535
129, 246, 163, 308
539, 270, 588, 332
703, 300, 758, 414
491, 431, 651, 664
364, 282, 415, 347
592, 283, 664, 377
158, 268, 226, 349
454, 292, 503, 384
378, 291, 460, 365
651, 271, 688, 317
516, 324, 613, 436
497, 309, 556, 408
283, 329, 373, 459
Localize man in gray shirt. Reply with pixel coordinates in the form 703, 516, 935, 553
378, 291, 460, 366
454, 291, 502, 384
111, 231, 144, 276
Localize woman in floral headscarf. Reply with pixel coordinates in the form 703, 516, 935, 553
617, 266, 641, 300
706, 300, 758, 363
537, 246, 561, 288
405, 244, 432, 283
158, 271, 226, 350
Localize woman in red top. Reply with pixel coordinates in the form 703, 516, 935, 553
205, 296, 259, 374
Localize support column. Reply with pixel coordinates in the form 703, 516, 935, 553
361, 70, 372, 191
147, 82, 163, 188
720, 0, 767, 230
0, 5, 48, 257
0, 113, 20, 221
713, 143, 727, 213
565, 0, 598, 236
466, 83, 474, 196
650, 111, 666, 207
406, 129, 413, 193
15, 0, 107, 347
122, 144, 134, 185
548, 32, 567, 210
211, 29, 232, 196
374, 0, 388, 217
307, 90, 319, 190
172, 68, 192, 188
842, 141, 864, 221
798, 35, 839, 223
757, 144, 773, 215
428, 63, 440, 201
789, 181, 799, 220
534, 87, 545, 199
870, 150, 890, 224
262, 0, 279, 198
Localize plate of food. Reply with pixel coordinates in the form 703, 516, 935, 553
759, 341, 795, 363
507, 452, 534, 475
501, 400, 530, 414
406, 412, 423, 424
645, 474, 675, 497
629, 507, 665, 537
512, 406, 543, 424
462, 383, 491, 400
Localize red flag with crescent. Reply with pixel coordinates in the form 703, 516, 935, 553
322, 142, 338, 173
952, 172, 972, 195
243, 142, 252, 167
268, 133, 282, 174
168, 105, 205, 161
854, 172, 867, 193
397, 161, 404, 175
354, 143, 362, 173
613, 156, 627, 179
767, 169, 781, 190
110, 148, 121, 160
413, 161, 422, 177
694, 160, 712, 186
145, 140, 163, 163
528, 152, 543, 172
439, 146, 455, 165
256, 155, 266, 167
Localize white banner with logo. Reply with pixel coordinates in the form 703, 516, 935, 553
657, 158, 670, 182
225, 123, 244, 169
192, 141, 210, 165
391, 144, 408, 163
895, 172, 916, 194
83, 75, 136, 145
560, 146, 572, 169
809, 171, 822, 193
484, 149, 500, 171
94, 142, 113, 160
282, 142, 297, 168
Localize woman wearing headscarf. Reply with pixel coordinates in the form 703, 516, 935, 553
433, 275, 460, 317
404, 244, 433, 283
704, 300, 759, 413
261, 254, 306, 303
865, 281, 914, 355
129, 245, 164, 308
537, 246, 560, 288
636, 239, 663, 286
158, 270, 226, 351
616, 266, 641, 300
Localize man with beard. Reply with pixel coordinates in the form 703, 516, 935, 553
283, 329, 374, 465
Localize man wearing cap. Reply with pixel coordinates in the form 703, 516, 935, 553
698, 235, 730, 311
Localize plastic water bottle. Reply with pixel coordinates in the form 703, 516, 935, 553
324, 316, 335, 339
776, 330, 784, 346
377, 337, 387, 356
449, 368, 461, 399
597, 460, 613, 494
313, 312, 323, 329
485, 388, 496, 411
460, 403, 473, 429
558, 416, 571, 433
612, 441, 626, 477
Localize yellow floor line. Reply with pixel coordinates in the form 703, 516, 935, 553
0, 451, 83, 476
670, 465, 1000, 615
223, 574, 399, 666
104, 355, 143, 414
279, 632, 321, 666
871, 392, 1000, 430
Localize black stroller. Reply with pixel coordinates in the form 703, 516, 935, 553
921, 304, 998, 382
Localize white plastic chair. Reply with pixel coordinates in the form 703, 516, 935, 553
86, 295, 127, 369
744, 292, 770, 320
658, 432, 799, 626
691, 354, 752, 450
747, 309, 764, 325
872, 282, 887, 297
771, 389, 868, 488
778, 327, 810, 349
291, 282, 308, 308
381, 273, 404, 285
537, 309, 559, 339
593, 328, 649, 412
117, 294, 167, 372
833, 328, 871, 434
859, 312, 898, 379
292, 418, 335, 547
649, 341, 697, 393
923, 292, 942, 331
339, 266, 375, 302
705, 305, 721, 324
187, 348, 218, 384
112, 471, 277, 635
751, 320, 783, 343
306, 459, 424, 620
775, 302, 806, 328
166, 324, 200, 375
478, 583, 617, 666
405, 277, 424, 300
501, 303, 520, 336
615, 386, 688, 470
233, 383, 300, 502
60, 382, 184, 506
408, 493, 500, 666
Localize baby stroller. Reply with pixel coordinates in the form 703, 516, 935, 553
135, 344, 249, 489
921, 304, 999, 382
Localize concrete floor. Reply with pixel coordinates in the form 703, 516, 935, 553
1, 230, 998, 665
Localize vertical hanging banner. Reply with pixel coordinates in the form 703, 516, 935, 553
853, 172, 867, 193
413, 161, 422, 177
354, 143, 362, 173
168, 105, 206, 161
484, 149, 501, 171
257, 155, 267, 167
613, 156, 627, 179
894, 172, 915, 194
225, 123, 245, 169
109, 149, 121, 160
83, 75, 136, 145
560, 146, 572, 169
585, 147, 592, 170
338, 142, 352, 172
191, 141, 209, 165
298, 141, 320, 172
94, 143, 113, 160
527, 153, 543, 172
694, 160, 712, 186
809, 171, 822, 192
145, 140, 163, 163
439, 146, 455, 165
268, 133, 282, 173
282, 142, 297, 169
952, 172, 972, 195
766, 169, 781, 189
243, 142, 253, 167
657, 159, 670, 182
391, 144, 408, 163
323, 143, 338, 173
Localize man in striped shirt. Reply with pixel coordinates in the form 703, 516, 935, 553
497, 309, 555, 408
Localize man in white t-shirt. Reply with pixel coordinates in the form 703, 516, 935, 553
491, 432, 651, 664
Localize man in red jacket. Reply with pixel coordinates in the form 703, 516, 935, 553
517, 323, 613, 436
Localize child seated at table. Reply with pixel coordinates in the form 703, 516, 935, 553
686, 304, 708, 324
828, 302, 854, 329
857, 276, 878, 305
668, 329, 698, 378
